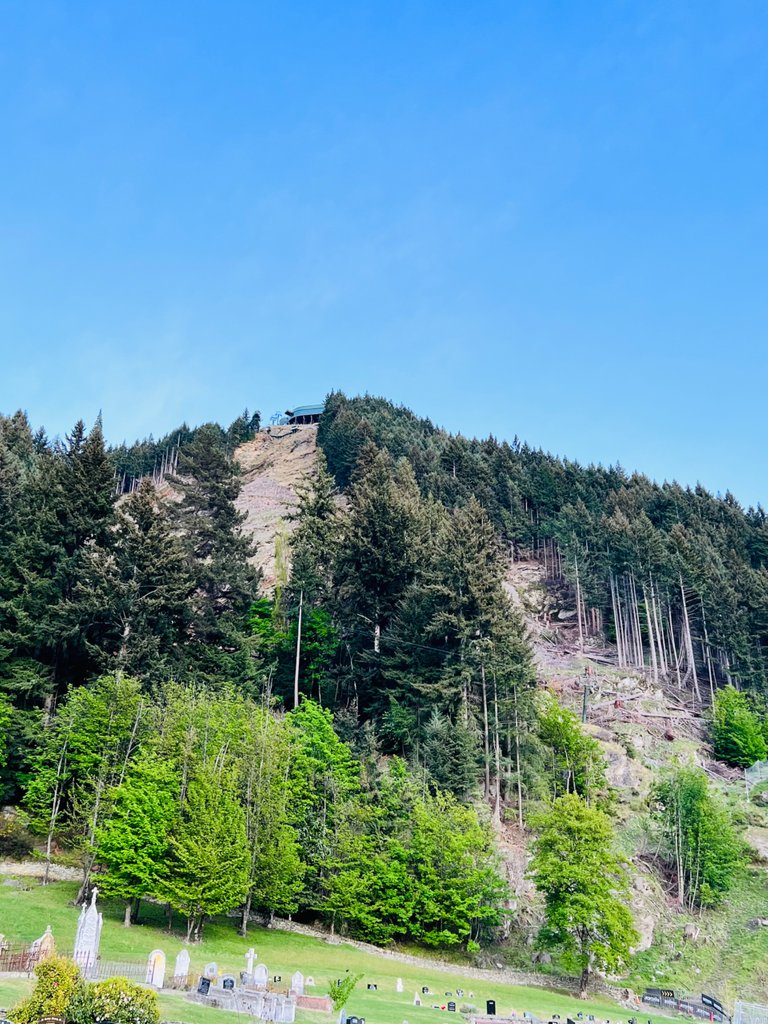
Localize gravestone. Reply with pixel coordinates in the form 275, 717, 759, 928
396, 978, 403, 993
413, 994, 422, 1006
221, 975, 236, 991
73, 889, 103, 977
204, 962, 217, 979
30, 925, 56, 960
146, 949, 166, 989
253, 963, 268, 989
448, 1002, 456, 1012
174, 949, 190, 980
290, 971, 304, 996
245, 947, 256, 980
197, 977, 211, 996
306, 976, 315, 986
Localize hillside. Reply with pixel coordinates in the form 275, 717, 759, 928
233, 424, 318, 588
2, 395, 767, 1015
234, 417, 768, 1004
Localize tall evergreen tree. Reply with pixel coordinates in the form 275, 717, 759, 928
168, 424, 260, 683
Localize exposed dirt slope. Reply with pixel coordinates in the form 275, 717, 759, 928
234, 425, 318, 590
505, 558, 768, 1003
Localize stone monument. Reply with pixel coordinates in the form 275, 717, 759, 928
73, 889, 103, 977
146, 949, 166, 989
174, 949, 191, 980
290, 971, 304, 996
30, 926, 56, 961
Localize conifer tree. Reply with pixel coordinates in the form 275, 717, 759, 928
168, 424, 260, 682
65, 480, 191, 682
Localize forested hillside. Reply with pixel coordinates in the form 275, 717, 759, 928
1, 393, 766, 998
319, 392, 768, 696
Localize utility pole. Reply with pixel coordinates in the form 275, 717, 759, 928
293, 590, 304, 709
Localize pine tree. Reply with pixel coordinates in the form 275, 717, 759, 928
168, 424, 260, 683
64, 480, 191, 682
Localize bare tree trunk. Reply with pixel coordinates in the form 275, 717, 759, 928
492, 672, 502, 823
574, 557, 584, 652
642, 581, 659, 683
481, 661, 491, 800
513, 684, 524, 829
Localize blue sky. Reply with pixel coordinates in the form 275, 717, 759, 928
1, 3, 766, 505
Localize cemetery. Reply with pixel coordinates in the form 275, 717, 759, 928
0, 880, 677, 1024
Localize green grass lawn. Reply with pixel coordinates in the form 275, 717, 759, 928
0, 878, 676, 1024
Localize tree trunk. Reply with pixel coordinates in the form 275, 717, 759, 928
239, 892, 253, 937
124, 901, 133, 927
579, 964, 590, 997
481, 661, 491, 801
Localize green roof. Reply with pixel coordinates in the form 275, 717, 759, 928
286, 403, 324, 417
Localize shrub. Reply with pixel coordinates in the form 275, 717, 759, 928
10, 955, 83, 1024
0, 815, 34, 858
712, 685, 767, 767
87, 978, 159, 1024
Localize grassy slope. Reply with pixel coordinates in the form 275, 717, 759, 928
0, 880, 675, 1024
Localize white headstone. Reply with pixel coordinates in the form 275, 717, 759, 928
290, 971, 304, 996
146, 949, 166, 989
204, 961, 218, 979
305, 976, 315, 986
413, 993, 422, 1006
174, 948, 190, 979
396, 977, 404, 993
253, 963, 268, 989
73, 889, 103, 977
246, 947, 256, 977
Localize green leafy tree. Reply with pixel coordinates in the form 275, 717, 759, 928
287, 700, 360, 909
712, 685, 767, 767
530, 794, 637, 995
161, 765, 249, 941
328, 972, 363, 1012
652, 765, 747, 909
408, 791, 508, 949
95, 757, 180, 926
537, 694, 607, 803
237, 708, 304, 933
24, 674, 147, 900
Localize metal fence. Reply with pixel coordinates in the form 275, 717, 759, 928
0, 943, 42, 974
734, 1003, 768, 1024
0, 945, 146, 984
745, 760, 768, 797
